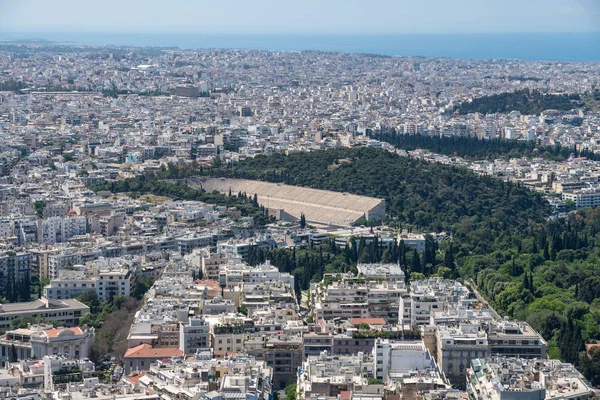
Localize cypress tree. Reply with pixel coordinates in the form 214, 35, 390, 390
9, 344, 17, 363
411, 249, 420, 275
400, 240, 406, 267
529, 273, 534, 294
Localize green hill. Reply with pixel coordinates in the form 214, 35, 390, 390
451, 89, 582, 115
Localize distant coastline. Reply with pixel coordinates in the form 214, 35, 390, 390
1, 32, 599, 62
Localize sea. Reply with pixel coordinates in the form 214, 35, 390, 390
1, 32, 600, 62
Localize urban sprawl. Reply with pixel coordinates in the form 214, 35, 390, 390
0, 43, 598, 400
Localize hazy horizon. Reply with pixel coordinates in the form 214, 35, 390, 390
1, 0, 599, 35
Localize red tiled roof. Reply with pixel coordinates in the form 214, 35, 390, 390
195, 279, 220, 297
124, 344, 183, 359
586, 341, 600, 352
44, 327, 84, 338
348, 318, 386, 326
124, 371, 146, 385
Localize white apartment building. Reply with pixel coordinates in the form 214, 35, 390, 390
398, 233, 426, 251
373, 339, 441, 382
218, 260, 295, 288
12, 218, 38, 246
39, 216, 87, 244
43, 269, 97, 300
47, 249, 101, 279
400, 294, 442, 326
44, 264, 133, 301
96, 268, 131, 301
179, 317, 210, 354
563, 187, 600, 209
202, 296, 235, 315
357, 263, 406, 283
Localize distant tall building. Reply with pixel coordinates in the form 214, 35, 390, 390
238, 106, 253, 117
174, 86, 200, 98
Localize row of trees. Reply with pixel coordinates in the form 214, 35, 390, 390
245, 236, 456, 307
1, 271, 32, 303
370, 131, 600, 161
0, 79, 26, 93
76, 292, 143, 363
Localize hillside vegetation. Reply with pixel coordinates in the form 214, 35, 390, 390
211, 147, 550, 237
451, 89, 581, 115
207, 147, 600, 384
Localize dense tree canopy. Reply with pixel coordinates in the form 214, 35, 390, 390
370, 132, 600, 161
450, 88, 582, 115
209, 147, 550, 239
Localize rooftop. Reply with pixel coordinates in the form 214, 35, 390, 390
124, 344, 184, 359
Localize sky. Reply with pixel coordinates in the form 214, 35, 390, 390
0, 0, 599, 34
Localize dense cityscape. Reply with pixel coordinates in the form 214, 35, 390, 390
0, 40, 599, 400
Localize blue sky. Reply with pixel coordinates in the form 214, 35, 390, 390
1, 0, 599, 34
